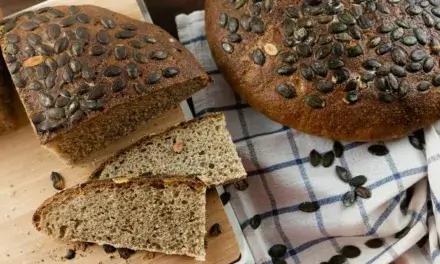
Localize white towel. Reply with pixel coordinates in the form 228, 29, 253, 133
176, 10, 440, 264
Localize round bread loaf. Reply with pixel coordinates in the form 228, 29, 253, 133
205, 0, 440, 141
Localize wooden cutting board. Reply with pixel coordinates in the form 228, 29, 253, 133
0, 1, 240, 263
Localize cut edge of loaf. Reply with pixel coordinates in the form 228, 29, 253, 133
89, 112, 247, 187
32, 176, 207, 261
43, 76, 210, 164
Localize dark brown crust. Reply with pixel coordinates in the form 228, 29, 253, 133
32, 176, 206, 231
1, 5, 211, 143
205, 0, 440, 141
89, 112, 224, 180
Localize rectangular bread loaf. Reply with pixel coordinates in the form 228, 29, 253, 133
0, 5, 211, 163
91, 112, 247, 187
33, 177, 207, 261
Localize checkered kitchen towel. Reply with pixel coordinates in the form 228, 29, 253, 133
176, 11, 440, 264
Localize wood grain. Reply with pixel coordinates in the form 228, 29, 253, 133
0, 0, 239, 263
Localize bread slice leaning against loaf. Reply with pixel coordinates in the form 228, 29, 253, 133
91, 112, 247, 187
33, 177, 207, 261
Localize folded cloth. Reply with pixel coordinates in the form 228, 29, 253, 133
176, 10, 440, 264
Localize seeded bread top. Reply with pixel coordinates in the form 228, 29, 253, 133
205, 0, 440, 141
0, 5, 210, 143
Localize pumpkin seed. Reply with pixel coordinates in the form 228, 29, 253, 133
423, 57, 435, 72
406, 62, 423, 73
54, 37, 69, 54
90, 45, 105, 56
316, 15, 333, 24
20, 22, 39, 31
334, 32, 352, 42
252, 3, 262, 16
46, 108, 65, 120
268, 244, 287, 258
222, 42, 234, 54
310, 61, 328, 77
150, 51, 168, 60
333, 141, 343, 157
220, 192, 230, 205
300, 63, 315, 80
9, 62, 21, 74
401, 36, 417, 46
322, 151, 335, 167
365, 238, 384, 249
112, 78, 126, 92
66, 100, 79, 117
35, 44, 53, 56
101, 17, 116, 29
348, 26, 361, 40
47, 24, 61, 39
76, 26, 90, 41
298, 201, 320, 212
349, 175, 367, 187
86, 85, 106, 100
35, 64, 49, 80
77, 13, 91, 23
209, 223, 222, 237
276, 65, 297, 75
233, 179, 249, 191
391, 47, 407, 66
4, 55, 16, 63
368, 37, 382, 48
331, 42, 345, 57
120, 23, 137, 31
342, 191, 356, 207
391, 27, 404, 41
69, 5, 79, 14
80, 100, 103, 111
335, 166, 351, 182
284, 6, 300, 18
407, 5, 422, 15
2, 22, 16, 33
50, 171, 65, 190
103, 66, 122, 77
305, 94, 325, 109
239, 14, 251, 31
45, 72, 56, 88
387, 73, 399, 91
114, 46, 128, 60
96, 30, 110, 44
38, 92, 55, 107
376, 76, 389, 90
357, 15, 372, 29
294, 27, 308, 41
82, 65, 95, 81
12, 76, 26, 88
234, 0, 247, 9
31, 112, 45, 124
61, 67, 74, 83
228, 17, 239, 33
117, 248, 134, 260
71, 41, 84, 56
414, 28, 429, 45
219, 13, 228, 28
228, 33, 242, 43
396, 19, 410, 29
346, 44, 363, 57
422, 11, 435, 27
398, 80, 410, 97
376, 43, 392, 55
133, 51, 148, 63
368, 144, 389, 156
55, 96, 70, 108
315, 80, 334, 93
263, 0, 273, 12
6, 33, 20, 43
250, 16, 264, 33
48, 8, 64, 18
276, 83, 296, 98
431, 73, 440, 87
147, 72, 162, 84
377, 22, 394, 33
329, 22, 348, 33
56, 53, 70, 67
355, 186, 371, 199
309, 149, 322, 167
45, 57, 57, 71
250, 214, 261, 229
128, 40, 144, 49
327, 58, 344, 69
315, 44, 332, 59
338, 10, 356, 25
318, 34, 333, 45
163, 67, 180, 78
411, 49, 427, 61
341, 245, 361, 258
378, 91, 394, 103
409, 135, 424, 150
28, 80, 42, 90
59, 16, 76, 28
75, 85, 89, 96
5, 43, 18, 55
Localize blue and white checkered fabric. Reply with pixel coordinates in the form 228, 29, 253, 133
176, 10, 440, 264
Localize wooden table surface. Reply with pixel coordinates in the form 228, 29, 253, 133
0, 0, 239, 263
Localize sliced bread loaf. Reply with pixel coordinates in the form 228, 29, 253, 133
91, 112, 246, 187
33, 177, 207, 261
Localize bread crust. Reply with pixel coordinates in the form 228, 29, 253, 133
205, 0, 440, 141
1, 5, 211, 144
32, 176, 206, 231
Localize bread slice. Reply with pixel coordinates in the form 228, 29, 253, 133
33, 177, 207, 261
91, 112, 246, 187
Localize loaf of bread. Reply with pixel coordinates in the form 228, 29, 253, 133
91, 112, 246, 187
0, 54, 14, 135
33, 177, 207, 261
0, 5, 211, 163
205, 0, 440, 141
